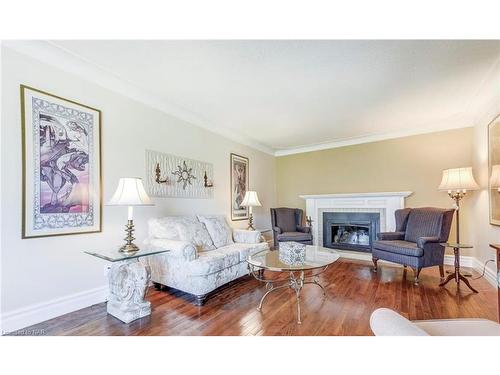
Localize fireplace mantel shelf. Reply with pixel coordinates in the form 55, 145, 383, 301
299, 191, 413, 199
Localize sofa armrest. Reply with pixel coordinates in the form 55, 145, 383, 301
377, 232, 405, 240
145, 238, 197, 261
233, 229, 262, 244
296, 226, 311, 233
273, 226, 282, 234
416, 236, 441, 249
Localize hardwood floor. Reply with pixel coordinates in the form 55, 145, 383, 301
14, 258, 498, 336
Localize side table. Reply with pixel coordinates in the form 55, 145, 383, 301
489, 244, 500, 323
85, 247, 169, 323
439, 243, 477, 293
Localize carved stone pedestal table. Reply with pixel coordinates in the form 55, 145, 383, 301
85, 248, 169, 323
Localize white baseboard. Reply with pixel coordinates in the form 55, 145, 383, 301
471, 258, 498, 288
339, 250, 498, 288
1, 285, 108, 334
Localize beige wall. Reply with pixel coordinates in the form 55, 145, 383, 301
276, 127, 474, 249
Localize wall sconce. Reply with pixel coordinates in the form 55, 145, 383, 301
155, 163, 170, 184
204, 171, 214, 188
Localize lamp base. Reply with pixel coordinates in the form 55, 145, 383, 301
119, 243, 140, 253
247, 214, 255, 231
119, 219, 140, 253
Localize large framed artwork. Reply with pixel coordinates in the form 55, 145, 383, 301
230, 153, 249, 221
489, 113, 500, 226
21, 85, 102, 238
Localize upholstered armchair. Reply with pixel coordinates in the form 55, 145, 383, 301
270, 207, 313, 248
372, 207, 454, 285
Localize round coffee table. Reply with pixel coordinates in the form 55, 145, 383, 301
247, 244, 340, 324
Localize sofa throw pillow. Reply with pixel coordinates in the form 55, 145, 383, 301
174, 217, 216, 252
197, 215, 234, 248
148, 217, 180, 240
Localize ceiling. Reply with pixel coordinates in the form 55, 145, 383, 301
46, 40, 500, 155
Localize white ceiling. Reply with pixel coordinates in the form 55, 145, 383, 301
44, 41, 500, 154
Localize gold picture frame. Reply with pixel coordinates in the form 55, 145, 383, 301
488, 113, 500, 226
21, 85, 102, 238
230, 153, 249, 221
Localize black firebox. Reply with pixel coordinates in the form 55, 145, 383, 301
322, 212, 380, 252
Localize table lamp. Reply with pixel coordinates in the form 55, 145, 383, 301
241, 191, 262, 230
490, 165, 500, 192
108, 177, 154, 253
438, 167, 479, 243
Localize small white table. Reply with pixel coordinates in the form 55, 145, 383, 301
85, 248, 169, 323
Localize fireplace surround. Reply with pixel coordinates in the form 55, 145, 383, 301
300, 192, 412, 249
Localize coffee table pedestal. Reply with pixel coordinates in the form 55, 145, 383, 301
249, 267, 326, 324
247, 245, 339, 325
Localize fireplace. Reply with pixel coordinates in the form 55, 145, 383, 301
323, 212, 380, 252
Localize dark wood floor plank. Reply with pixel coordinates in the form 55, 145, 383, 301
12, 258, 498, 336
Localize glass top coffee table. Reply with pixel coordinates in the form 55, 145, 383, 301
247, 243, 340, 324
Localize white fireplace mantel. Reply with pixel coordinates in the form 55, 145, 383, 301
300, 191, 412, 246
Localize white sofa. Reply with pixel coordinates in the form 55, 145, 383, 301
370, 308, 500, 336
142, 215, 269, 305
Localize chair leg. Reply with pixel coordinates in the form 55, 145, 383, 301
412, 267, 422, 285
439, 265, 445, 281
372, 257, 378, 273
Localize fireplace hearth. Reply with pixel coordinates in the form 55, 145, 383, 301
323, 212, 380, 252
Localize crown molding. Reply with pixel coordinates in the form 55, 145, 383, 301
2, 40, 275, 156
274, 121, 473, 157
4, 41, 491, 158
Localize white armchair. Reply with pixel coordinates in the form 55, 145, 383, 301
370, 308, 500, 336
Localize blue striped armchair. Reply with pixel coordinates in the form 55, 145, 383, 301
372, 207, 454, 285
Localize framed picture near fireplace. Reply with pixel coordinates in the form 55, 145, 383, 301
488, 113, 500, 226
230, 153, 249, 221
21, 85, 102, 238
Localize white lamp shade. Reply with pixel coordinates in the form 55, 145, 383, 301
241, 191, 262, 207
108, 178, 153, 206
438, 167, 479, 191
490, 165, 500, 189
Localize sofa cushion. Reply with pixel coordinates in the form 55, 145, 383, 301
174, 217, 216, 252
373, 240, 423, 257
277, 231, 313, 242
148, 217, 181, 240
218, 242, 269, 263
197, 215, 234, 248
185, 249, 241, 276
233, 229, 262, 244
404, 208, 444, 243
